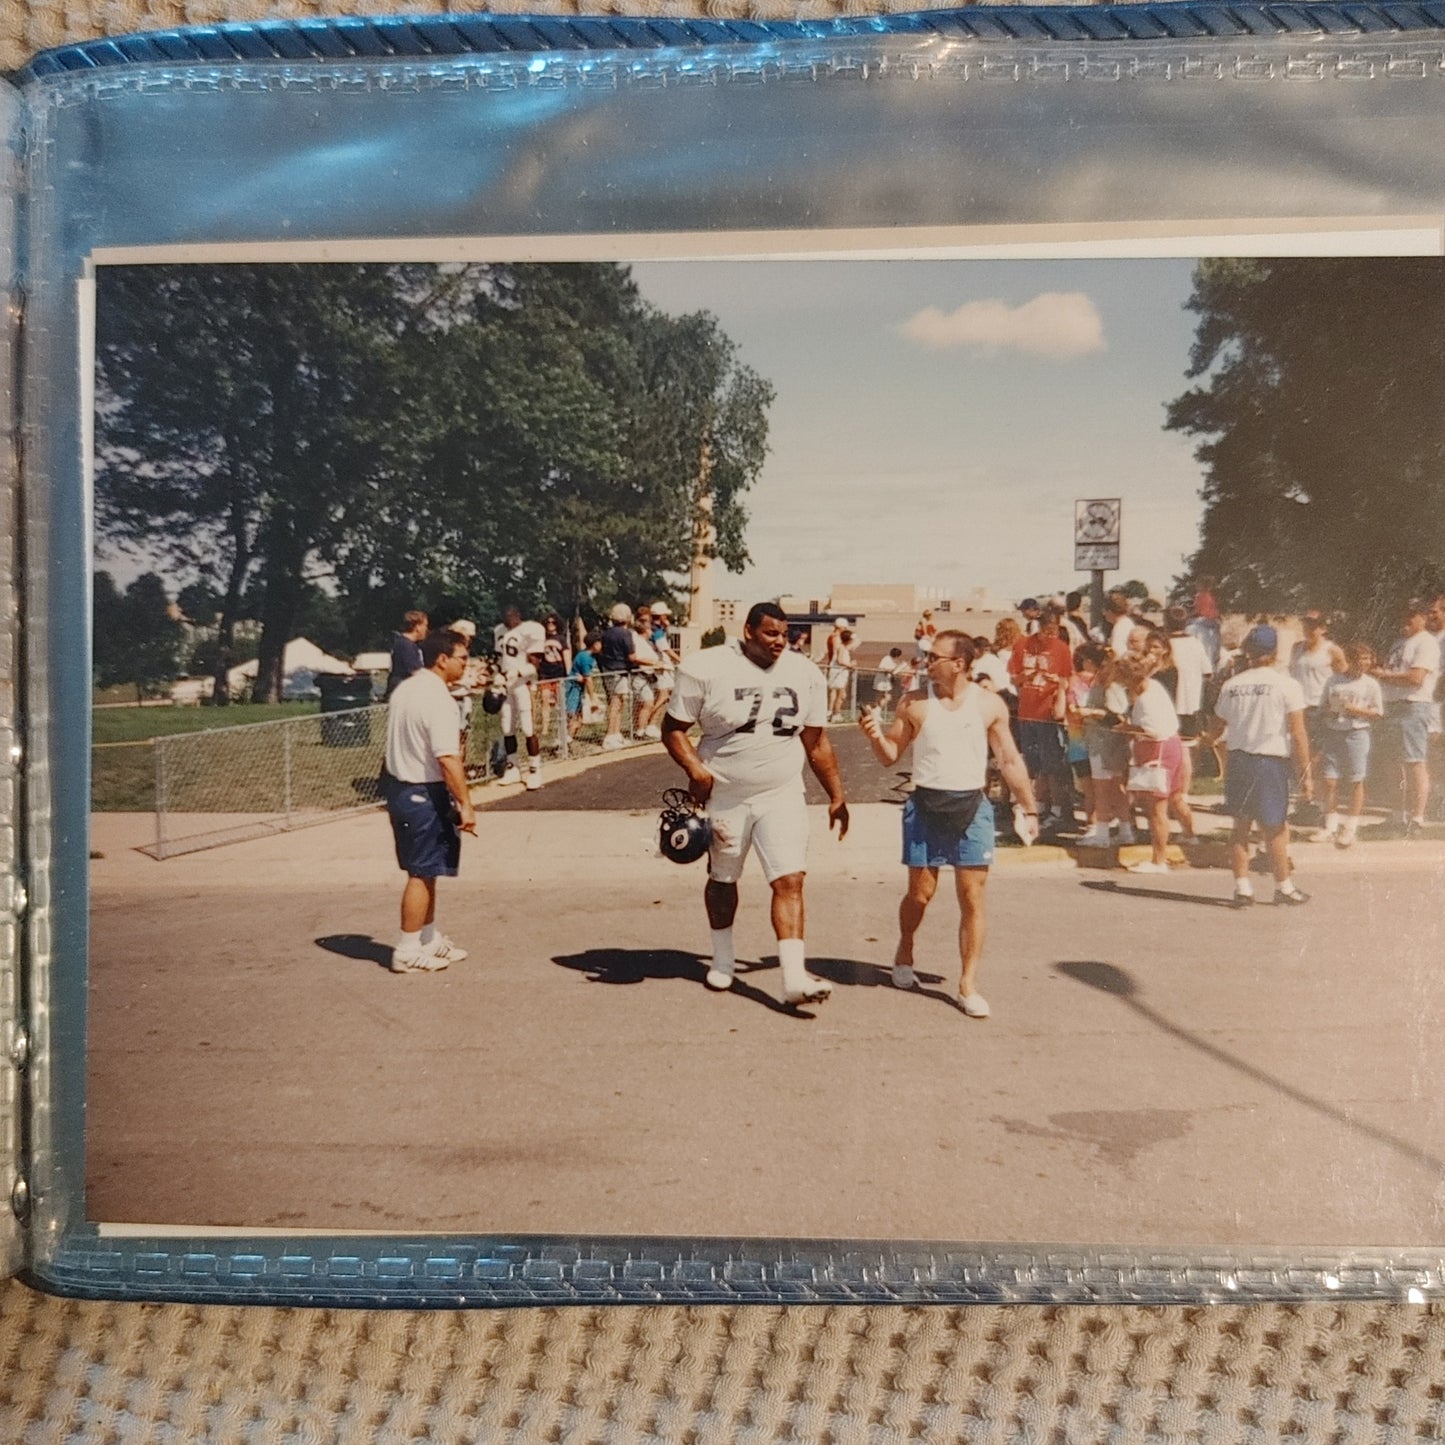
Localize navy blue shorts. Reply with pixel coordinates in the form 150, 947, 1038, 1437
902, 794, 995, 869
1224, 751, 1292, 829
386, 778, 461, 878
1017, 719, 1066, 778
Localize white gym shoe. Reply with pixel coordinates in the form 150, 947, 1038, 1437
1127, 859, 1171, 875
704, 966, 735, 991
426, 935, 468, 963
500, 765, 522, 785
891, 964, 918, 990
784, 975, 833, 1006
601, 733, 625, 751
1335, 822, 1357, 849
960, 992, 991, 1019
523, 771, 542, 791
642, 725, 662, 740
390, 945, 449, 974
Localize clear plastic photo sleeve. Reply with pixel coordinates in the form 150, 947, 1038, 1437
3, 5, 1445, 1305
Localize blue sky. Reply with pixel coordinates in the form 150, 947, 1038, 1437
630, 257, 1207, 608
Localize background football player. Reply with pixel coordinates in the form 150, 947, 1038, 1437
662, 601, 848, 1007
492, 602, 547, 790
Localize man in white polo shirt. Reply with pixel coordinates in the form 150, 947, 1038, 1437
1209, 625, 1313, 908
1373, 598, 1440, 836
384, 628, 477, 972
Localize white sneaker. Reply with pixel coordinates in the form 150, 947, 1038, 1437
427, 935, 468, 963
601, 733, 625, 751
642, 725, 662, 740
960, 992, 991, 1019
391, 945, 449, 974
523, 772, 542, 791
1335, 823, 1357, 849
500, 765, 522, 785
1114, 824, 1138, 846
1127, 859, 1170, 875
704, 966, 734, 991
784, 975, 833, 1006
891, 964, 918, 990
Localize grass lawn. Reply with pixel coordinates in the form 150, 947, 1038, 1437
92, 702, 320, 746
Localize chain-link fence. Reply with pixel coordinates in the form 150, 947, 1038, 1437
146, 668, 684, 859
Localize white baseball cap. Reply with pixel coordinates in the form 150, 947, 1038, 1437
610, 603, 632, 624
651, 602, 672, 617
450, 619, 477, 639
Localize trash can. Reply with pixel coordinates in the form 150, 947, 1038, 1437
318, 673, 373, 747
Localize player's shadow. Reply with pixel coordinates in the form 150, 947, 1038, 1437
1079, 880, 1240, 910
315, 934, 394, 970
796, 956, 973, 1015
552, 948, 800, 1015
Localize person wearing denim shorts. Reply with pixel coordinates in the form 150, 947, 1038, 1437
1373, 599, 1440, 836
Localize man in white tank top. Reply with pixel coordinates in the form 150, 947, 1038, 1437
859, 630, 1040, 1019
663, 601, 849, 1007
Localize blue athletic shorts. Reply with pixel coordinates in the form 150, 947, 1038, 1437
386, 778, 461, 878
902, 793, 995, 870
1320, 728, 1370, 784
1224, 751, 1292, 829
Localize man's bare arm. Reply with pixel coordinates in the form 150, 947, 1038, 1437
438, 753, 477, 834
1287, 710, 1314, 797
661, 714, 713, 805
987, 705, 1038, 814
858, 695, 920, 767
801, 725, 849, 838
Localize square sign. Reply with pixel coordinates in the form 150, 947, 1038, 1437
1074, 498, 1121, 571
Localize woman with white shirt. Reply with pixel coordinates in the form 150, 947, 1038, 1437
1114, 656, 1193, 873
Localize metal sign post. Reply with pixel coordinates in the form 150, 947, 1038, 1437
1074, 498, 1121, 634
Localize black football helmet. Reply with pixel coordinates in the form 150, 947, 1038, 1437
480, 682, 506, 715
659, 788, 713, 865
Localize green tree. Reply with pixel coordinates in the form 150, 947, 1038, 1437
92, 570, 183, 695
1165, 258, 1445, 634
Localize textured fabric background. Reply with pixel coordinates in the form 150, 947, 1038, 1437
4, 2, 1444, 1438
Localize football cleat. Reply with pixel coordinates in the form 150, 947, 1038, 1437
658, 787, 713, 865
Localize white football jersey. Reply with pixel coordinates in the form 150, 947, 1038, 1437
668, 644, 827, 794
494, 619, 546, 680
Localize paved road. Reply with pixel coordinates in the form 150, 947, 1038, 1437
87, 796, 1445, 1252
479, 725, 912, 813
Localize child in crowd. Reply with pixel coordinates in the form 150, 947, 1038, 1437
1065, 643, 1102, 839
1080, 651, 1135, 847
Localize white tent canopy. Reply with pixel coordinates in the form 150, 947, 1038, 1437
228, 637, 353, 700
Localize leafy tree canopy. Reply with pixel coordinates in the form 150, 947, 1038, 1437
1165, 257, 1445, 637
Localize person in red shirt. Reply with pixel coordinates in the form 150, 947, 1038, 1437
1008, 604, 1075, 831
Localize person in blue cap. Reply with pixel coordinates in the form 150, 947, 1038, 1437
1208, 624, 1314, 908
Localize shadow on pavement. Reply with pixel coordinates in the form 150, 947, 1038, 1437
1080, 879, 1239, 909
1055, 959, 1445, 1175
315, 934, 393, 970
552, 948, 806, 1016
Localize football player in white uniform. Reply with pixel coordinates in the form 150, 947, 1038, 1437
492, 603, 547, 790
663, 601, 849, 1007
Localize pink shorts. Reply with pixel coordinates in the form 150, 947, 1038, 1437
1129, 734, 1184, 798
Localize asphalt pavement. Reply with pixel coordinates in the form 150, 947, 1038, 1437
86, 749, 1445, 1252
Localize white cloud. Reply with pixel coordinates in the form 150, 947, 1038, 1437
898, 292, 1105, 359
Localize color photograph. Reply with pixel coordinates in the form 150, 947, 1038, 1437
86, 249, 1445, 1249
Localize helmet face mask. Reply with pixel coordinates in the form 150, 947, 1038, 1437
658, 787, 712, 865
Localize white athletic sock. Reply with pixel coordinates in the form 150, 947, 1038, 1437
778, 938, 808, 992
529, 757, 541, 773
419, 924, 436, 946
709, 929, 736, 980
396, 928, 424, 954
